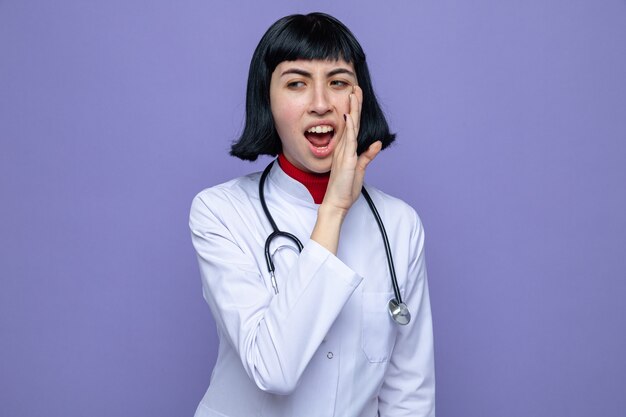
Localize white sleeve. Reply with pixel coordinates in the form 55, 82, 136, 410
189, 193, 363, 395
378, 210, 435, 416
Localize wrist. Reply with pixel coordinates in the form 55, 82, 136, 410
317, 203, 348, 223
310, 203, 347, 255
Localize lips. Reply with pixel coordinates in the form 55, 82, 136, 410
305, 131, 333, 148
304, 124, 335, 149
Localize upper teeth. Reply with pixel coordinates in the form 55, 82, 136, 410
307, 125, 334, 134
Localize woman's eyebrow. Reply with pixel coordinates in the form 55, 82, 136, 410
327, 68, 356, 78
280, 67, 356, 78
280, 68, 311, 77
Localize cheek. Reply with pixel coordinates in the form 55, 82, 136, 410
272, 101, 304, 133
272, 108, 297, 137
332, 92, 352, 115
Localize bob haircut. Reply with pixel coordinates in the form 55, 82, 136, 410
230, 12, 396, 161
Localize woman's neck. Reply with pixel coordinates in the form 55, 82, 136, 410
277, 154, 330, 204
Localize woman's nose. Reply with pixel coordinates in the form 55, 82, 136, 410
308, 86, 332, 115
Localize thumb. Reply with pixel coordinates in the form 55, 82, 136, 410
357, 140, 383, 172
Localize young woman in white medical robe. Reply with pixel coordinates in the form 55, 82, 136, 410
189, 12, 435, 417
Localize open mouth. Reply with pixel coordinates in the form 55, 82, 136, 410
304, 125, 335, 149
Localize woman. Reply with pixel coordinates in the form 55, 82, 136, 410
190, 12, 435, 417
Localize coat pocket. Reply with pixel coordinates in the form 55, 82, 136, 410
361, 291, 397, 363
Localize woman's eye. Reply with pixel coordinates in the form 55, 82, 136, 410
287, 81, 305, 89
330, 80, 350, 88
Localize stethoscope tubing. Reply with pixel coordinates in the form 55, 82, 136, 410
359, 186, 402, 306
259, 160, 409, 324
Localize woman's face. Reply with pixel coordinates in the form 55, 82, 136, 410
269, 59, 357, 174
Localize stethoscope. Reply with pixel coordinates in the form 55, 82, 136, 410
259, 160, 411, 325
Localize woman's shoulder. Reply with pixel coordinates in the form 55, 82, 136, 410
190, 171, 262, 220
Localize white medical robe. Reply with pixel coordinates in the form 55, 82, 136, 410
189, 161, 435, 417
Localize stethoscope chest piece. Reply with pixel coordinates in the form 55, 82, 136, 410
388, 299, 411, 325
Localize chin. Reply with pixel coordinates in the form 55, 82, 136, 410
307, 159, 332, 174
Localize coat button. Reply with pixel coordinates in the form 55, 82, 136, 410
327, 352, 334, 359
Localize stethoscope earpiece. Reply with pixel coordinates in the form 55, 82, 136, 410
260, 160, 411, 325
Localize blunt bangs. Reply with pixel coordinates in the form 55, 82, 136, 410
263, 14, 364, 74
230, 12, 395, 161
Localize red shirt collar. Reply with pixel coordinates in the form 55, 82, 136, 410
277, 154, 329, 204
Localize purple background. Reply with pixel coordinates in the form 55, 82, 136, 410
1, 1, 625, 416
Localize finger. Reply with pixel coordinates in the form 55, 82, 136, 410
331, 129, 346, 167
343, 113, 358, 158
349, 93, 358, 136
353, 141, 382, 193
351, 85, 363, 133
330, 116, 350, 173
357, 140, 382, 172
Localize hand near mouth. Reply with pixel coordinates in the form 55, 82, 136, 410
310, 85, 383, 254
